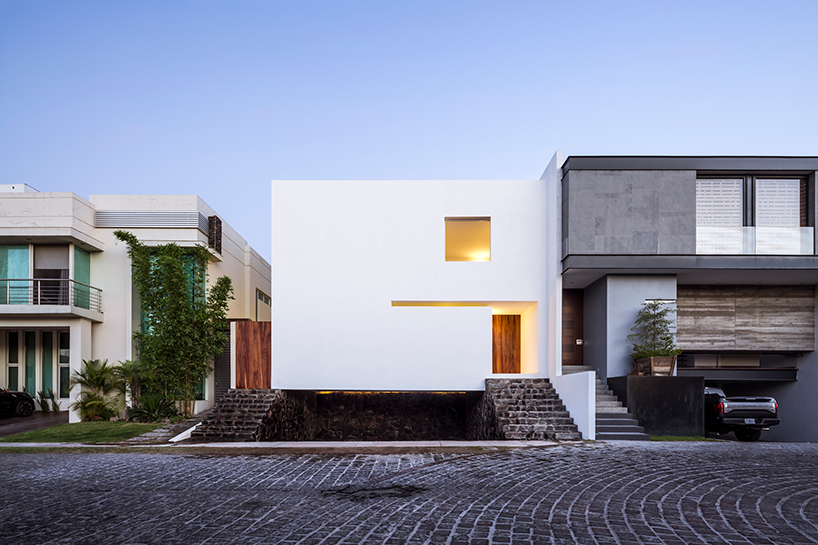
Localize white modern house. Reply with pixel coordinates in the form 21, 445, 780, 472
271, 153, 597, 439
0, 185, 271, 422
271, 152, 818, 443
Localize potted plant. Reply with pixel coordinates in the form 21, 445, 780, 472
627, 300, 682, 376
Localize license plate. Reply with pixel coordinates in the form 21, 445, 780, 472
744, 418, 756, 424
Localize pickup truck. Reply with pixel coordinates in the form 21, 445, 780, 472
704, 387, 779, 442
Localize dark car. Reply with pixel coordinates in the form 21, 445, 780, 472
0, 389, 36, 417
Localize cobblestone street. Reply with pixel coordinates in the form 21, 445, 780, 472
2, 441, 817, 544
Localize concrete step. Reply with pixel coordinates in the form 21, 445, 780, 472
562, 365, 594, 374
597, 412, 637, 420
597, 424, 645, 434
596, 431, 650, 441
595, 394, 619, 402
596, 406, 629, 414
595, 400, 624, 408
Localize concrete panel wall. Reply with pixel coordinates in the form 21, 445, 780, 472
563, 170, 696, 256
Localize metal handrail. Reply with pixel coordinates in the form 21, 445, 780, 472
0, 278, 103, 313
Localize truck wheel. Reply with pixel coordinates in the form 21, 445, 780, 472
735, 428, 762, 442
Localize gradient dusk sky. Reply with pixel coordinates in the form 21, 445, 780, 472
2, 0, 817, 261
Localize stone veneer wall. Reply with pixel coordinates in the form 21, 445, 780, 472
313, 392, 482, 441
255, 390, 319, 441
214, 383, 576, 442
465, 386, 501, 440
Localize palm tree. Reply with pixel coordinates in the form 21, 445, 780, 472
115, 359, 148, 408
69, 359, 124, 421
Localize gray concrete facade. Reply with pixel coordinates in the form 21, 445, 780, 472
562, 169, 696, 257
562, 156, 818, 443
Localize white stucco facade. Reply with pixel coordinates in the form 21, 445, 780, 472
272, 177, 557, 390
1, 188, 271, 422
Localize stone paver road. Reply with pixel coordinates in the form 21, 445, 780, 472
1, 441, 817, 544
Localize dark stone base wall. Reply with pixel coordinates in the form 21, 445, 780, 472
608, 375, 704, 436
256, 390, 318, 441
257, 391, 491, 441
466, 387, 501, 440
313, 392, 483, 441
253, 384, 576, 442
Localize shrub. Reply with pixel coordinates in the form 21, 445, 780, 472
128, 392, 178, 422
36, 390, 51, 412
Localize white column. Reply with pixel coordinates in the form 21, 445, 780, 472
68, 319, 93, 423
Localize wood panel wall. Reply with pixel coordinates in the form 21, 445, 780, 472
676, 286, 815, 351
492, 315, 521, 374
562, 289, 584, 366
235, 321, 272, 389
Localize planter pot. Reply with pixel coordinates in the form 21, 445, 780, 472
633, 356, 677, 376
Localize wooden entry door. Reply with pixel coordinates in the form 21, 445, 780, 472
492, 315, 521, 373
235, 321, 272, 388
562, 289, 583, 366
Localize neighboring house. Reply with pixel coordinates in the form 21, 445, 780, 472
561, 156, 817, 443
272, 153, 818, 442
0, 185, 271, 422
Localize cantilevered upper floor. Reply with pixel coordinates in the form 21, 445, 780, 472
559, 156, 818, 287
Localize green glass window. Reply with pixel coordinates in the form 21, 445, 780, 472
59, 367, 70, 399
73, 247, 91, 309
8, 331, 19, 363
42, 332, 53, 392
0, 245, 30, 305
24, 331, 35, 394
58, 331, 70, 398
8, 367, 18, 391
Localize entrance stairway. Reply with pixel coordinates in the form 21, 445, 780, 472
190, 389, 280, 442
562, 366, 649, 441
486, 378, 582, 440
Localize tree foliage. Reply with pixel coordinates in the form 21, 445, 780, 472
627, 300, 682, 359
114, 230, 233, 417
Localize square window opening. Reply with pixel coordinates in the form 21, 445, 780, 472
445, 217, 490, 262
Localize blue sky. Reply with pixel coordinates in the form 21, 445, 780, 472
2, 0, 816, 261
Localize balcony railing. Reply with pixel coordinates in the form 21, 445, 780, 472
697, 226, 814, 255
0, 279, 103, 313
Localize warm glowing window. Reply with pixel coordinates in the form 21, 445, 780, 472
445, 217, 490, 261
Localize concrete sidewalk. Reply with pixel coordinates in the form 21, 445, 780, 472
0, 439, 573, 449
